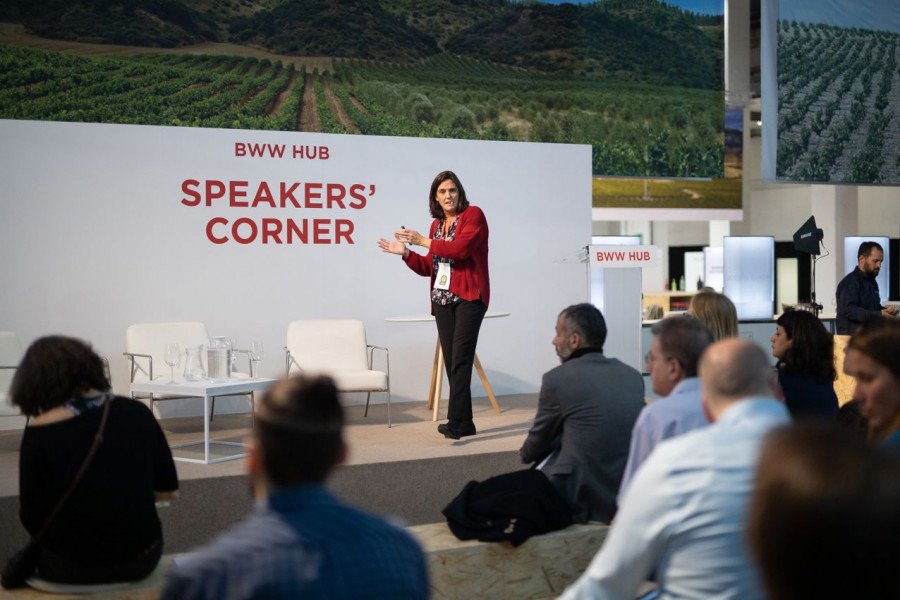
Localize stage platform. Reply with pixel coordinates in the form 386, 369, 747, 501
0, 394, 539, 562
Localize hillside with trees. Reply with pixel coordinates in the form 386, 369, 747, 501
447, 0, 722, 88
0, 0, 722, 86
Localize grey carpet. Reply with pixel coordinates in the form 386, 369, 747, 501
1, 450, 523, 562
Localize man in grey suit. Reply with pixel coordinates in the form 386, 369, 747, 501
520, 303, 645, 523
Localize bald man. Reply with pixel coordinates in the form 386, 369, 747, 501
561, 339, 790, 600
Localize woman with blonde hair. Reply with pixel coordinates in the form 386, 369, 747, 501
687, 291, 738, 340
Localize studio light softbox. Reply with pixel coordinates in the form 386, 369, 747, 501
793, 216, 823, 255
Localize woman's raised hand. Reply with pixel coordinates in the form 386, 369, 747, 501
395, 229, 423, 246
377, 238, 407, 256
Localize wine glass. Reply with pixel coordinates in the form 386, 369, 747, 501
164, 343, 181, 383
249, 341, 264, 379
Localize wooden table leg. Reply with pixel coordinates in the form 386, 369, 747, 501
432, 344, 443, 422
429, 343, 501, 421
428, 339, 441, 410
474, 353, 501, 415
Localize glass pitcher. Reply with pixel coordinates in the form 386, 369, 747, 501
208, 336, 233, 382
183, 345, 206, 381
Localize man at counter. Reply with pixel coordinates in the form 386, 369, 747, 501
836, 241, 897, 335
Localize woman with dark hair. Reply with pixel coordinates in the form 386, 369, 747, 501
377, 171, 489, 440
843, 317, 900, 447
770, 309, 838, 420
10, 336, 178, 584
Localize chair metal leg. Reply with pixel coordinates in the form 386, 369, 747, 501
387, 388, 391, 428
210, 396, 215, 422
364, 392, 371, 417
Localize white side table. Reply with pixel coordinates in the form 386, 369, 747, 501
130, 378, 276, 464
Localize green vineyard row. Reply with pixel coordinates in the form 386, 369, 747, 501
0, 44, 725, 178
776, 20, 900, 184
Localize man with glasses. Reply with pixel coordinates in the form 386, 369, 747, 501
618, 316, 713, 503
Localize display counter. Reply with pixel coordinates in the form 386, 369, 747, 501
642, 290, 699, 314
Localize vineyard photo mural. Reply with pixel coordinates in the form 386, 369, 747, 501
0, 0, 729, 187
772, 0, 900, 185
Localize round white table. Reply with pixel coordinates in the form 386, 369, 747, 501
385, 312, 509, 421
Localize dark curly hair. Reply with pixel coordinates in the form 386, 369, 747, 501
775, 310, 836, 384
10, 336, 110, 417
428, 170, 469, 219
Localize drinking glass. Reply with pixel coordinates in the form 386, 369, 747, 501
164, 343, 181, 383
249, 340, 264, 378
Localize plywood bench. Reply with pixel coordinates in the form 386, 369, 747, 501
0, 523, 609, 600
408, 522, 609, 600
0, 555, 174, 600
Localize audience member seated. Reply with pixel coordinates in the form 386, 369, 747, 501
618, 316, 713, 503
519, 303, 644, 524
8, 336, 178, 585
561, 338, 789, 600
770, 309, 839, 421
749, 423, 900, 600
687, 291, 738, 340
835, 399, 868, 440
160, 374, 429, 600
842, 317, 900, 448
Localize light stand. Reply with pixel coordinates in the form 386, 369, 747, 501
810, 254, 823, 316
792, 216, 826, 315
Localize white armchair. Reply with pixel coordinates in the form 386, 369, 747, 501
0, 331, 23, 416
285, 319, 391, 426
125, 322, 253, 421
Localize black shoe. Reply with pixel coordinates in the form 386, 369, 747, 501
457, 420, 477, 438
437, 420, 460, 438
438, 420, 476, 440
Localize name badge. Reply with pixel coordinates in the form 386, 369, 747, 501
434, 262, 452, 290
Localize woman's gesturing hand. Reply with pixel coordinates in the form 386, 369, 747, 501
395, 229, 431, 248
377, 238, 407, 256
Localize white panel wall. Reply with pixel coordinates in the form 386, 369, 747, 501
0, 120, 591, 417
742, 185, 811, 240
859, 188, 900, 236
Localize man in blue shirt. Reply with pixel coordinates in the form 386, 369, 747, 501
561, 338, 790, 600
617, 316, 713, 504
836, 241, 897, 334
160, 375, 428, 600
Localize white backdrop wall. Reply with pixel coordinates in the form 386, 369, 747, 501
0, 119, 591, 417
859, 188, 900, 237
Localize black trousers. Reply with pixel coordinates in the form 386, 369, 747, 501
433, 299, 487, 422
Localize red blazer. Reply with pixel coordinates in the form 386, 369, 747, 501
403, 205, 490, 311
